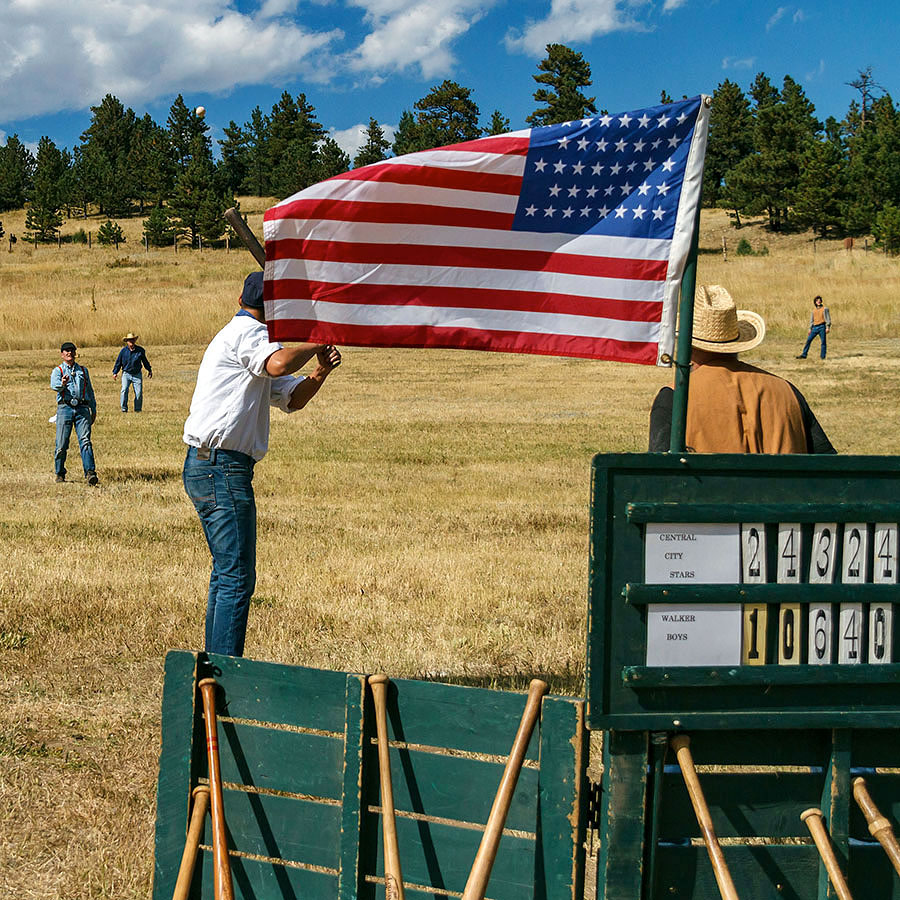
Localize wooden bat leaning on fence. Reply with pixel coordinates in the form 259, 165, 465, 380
800, 808, 854, 900
853, 777, 900, 877
224, 207, 266, 267
368, 674, 405, 900
171, 785, 210, 900
670, 735, 741, 900
198, 677, 235, 900
461, 678, 549, 900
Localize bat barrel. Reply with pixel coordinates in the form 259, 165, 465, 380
800, 808, 854, 900
852, 777, 900, 877
670, 735, 740, 900
171, 785, 210, 900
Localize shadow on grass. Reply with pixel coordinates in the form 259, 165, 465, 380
102, 466, 181, 483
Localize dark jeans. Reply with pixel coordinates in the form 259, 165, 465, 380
55, 404, 95, 477
800, 324, 827, 359
183, 446, 257, 656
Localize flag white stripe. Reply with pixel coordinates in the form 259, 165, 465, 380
268, 258, 666, 302
264, 218, 673, 261
271, 298, 660, 343
276, 178, 521, 214
366, 147, 529, 176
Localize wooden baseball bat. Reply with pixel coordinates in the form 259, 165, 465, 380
853, 777, 900, 877
368, 674, 405, 900
171, 785, 210, 900
198, 677, 235, 900
670, 735, 740, 900
224, 207, 266, 267
801, 808, 854, 900
461, 678, 548, 900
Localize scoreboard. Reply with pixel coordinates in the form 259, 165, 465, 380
586, 454, 900, 731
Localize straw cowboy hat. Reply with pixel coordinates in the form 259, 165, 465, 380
690, 284, 765, 354
122, 332, 139, 342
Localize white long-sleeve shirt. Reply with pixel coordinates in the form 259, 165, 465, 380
183, 312, 304, 461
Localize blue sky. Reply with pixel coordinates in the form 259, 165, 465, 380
1, 0, 897, 159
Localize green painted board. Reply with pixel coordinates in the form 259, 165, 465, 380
587, 453, 900, 730
197, 849, 337, 900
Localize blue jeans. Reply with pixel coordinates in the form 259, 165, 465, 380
55, 404, 96, 477
800, 324, 827, 359
183, 447, 257, 657
120, 373, 143, 411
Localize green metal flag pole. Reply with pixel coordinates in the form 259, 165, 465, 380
668, 211, 702, 453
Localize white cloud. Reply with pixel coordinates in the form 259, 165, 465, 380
346, 0, 497, 79
793, 7, 805, 23
805, 58, 825, 82
722, 56, 755, 70
329, 120, 396, 157
662, 0, 687, 11
0, 0, 343, 123
505, 0, 649, 57
766, 6, 788, 30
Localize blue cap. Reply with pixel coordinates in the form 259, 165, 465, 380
241, 271, 265, 309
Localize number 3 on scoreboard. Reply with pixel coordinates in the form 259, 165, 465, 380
777, 523, 802, 665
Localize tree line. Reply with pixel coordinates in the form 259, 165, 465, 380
0, 49, 897, 253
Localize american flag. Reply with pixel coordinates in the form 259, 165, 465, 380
262, 95, 709, 365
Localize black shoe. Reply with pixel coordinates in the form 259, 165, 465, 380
795, 355, 806, 359
56, 474, 65, 483
86, 472, 99, 486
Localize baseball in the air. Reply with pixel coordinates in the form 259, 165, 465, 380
195, 106, 206, 118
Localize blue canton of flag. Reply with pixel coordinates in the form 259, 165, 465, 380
513, 96, 701, 240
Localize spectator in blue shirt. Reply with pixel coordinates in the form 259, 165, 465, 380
51, 341, 98, 485
112, 332, 153, 412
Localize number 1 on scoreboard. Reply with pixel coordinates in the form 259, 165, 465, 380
870, 523, 897, 664
741, 524, 767, 665
777, 523, 802, 665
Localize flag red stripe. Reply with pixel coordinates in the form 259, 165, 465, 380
265, 197, 515, 230
267, 279, 663, 323
430, 134, 532, 155
267, 318, 658, 364
267, 238, 668, 281
325, 163, 522, 195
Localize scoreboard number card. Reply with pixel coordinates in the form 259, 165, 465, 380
807, 523, 837, 665
839, 523, 868, 664
777, 523, 802, 665
645, 523, 741, 666
870, 523, 897, 664
741, 524, 767, 666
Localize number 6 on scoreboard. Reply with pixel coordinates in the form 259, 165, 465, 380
807, 523, 837, 665
777, 523, 802, 665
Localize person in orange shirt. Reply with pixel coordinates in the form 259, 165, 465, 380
796, 295, 832, 360
649, 284, 835, 454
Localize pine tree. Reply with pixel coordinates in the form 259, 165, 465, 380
0, 135, 34, 212
97, 219, 125, 245
219, 121, 248, 194
268, 92, 324, 197
792, 139, 846, 236
414, 80, 482, 148
660, 90, 674, 105
353, 118, 391, 168
143, 203, 176, 246
317, 137, 350, 181
169, 134, 218, 246
80, 94, 137, 215
24, 136, 65, 241
703, 80, 753, 207
168, 95, 209, 174
485, 110, 511, 136
391, 110, 426, 156
527, 44, 597, 127
873, 203, 900, 254
242, 107, 271, 196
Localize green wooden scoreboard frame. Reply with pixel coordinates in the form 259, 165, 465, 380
586, 452, 900, 732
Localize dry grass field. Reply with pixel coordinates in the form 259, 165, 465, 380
1, 201, 899, 898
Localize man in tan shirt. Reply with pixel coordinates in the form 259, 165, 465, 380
649, 284, 835, 454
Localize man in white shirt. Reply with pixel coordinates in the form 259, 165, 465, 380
183, 271, 341, 656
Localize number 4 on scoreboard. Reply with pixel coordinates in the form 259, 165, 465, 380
839, 523, 868, 664
777, 523, 802, 665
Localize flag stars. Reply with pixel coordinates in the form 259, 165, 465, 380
534, 158, 547, 173
581, 118, 594, 127
618, 113, 632, 127
615, 139, 628, 152
633, 139, 646, 152
643, 158, 656, 172
662, 159, 675, 172
558, 136, 570, 149
595, 139, 608, 152
586, 186, 598, 198
572, 162, 585, 175
549, 184, 562, 197
614, 206, 627, 218
638, 182, 651, 196
627, 161, 637, 172
524, 205, 537, 216
620, 182, 633, 195
544, 206, 556, 217
598, 205, 610, 218
599, 114, 612, 127
677, 111, 689, 124
610, 162, 622, 175
576, 137, 590, 151
656, 182, 671, 196
657, 114, 670, 128
591, 163, 604, 176
553, 160, 567, 174
652, 207, 666, 220
668, 135, 680, 148
580, 206, 592, 216
568, 185, 580, 197
632, 205, 646, 220
652, 139, 662, 149
604, 185, 615, 196
562, 207, 574, 218
638, 113, 651, 128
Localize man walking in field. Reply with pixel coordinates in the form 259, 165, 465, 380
796, 295, 832, 360
112, 332, 152, 411
51, 341, 99, 484
182, 271, 341, 657
649, 285, 835, 454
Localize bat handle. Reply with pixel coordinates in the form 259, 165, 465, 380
462, 678, 548, 900
198, 677, 235, 900
224, 207, 265, 268
171, 785, 210, 900
853, 777, 900, 876
369, 674, 405, 900
671, 735, 740, 900
801, 809, 854, 900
